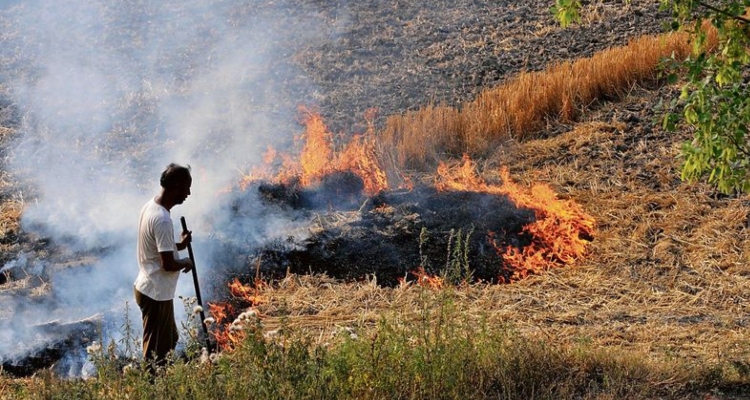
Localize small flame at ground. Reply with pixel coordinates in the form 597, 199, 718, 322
208, 278, 267, 350
402, 266, 444, 289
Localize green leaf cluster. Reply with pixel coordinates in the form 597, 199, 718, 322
672, 0, 750, 193
555, 0, 750, 194
551, 0, 582, 28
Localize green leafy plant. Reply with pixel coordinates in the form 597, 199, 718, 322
669, 1, 750, 194
416, 227, 474, 286
443, 227, 474, 285
1, 298, 743, 399
554, 0, 750, 194
552, 0, 582, 28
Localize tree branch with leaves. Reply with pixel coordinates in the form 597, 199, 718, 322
556, 0, 750, 194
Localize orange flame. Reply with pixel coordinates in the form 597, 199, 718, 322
239, 107, 389, 196
436, 155, 595, 282
234, 116, 593, 287
208, 302, 247, 350
208, 278, 270, 351
298, 110, 334, 186
410, 266, 444, 289
335, 133, 389, 195
228, 277, 268, 305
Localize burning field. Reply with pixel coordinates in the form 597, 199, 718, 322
196, 107, 597, 349
1, 1, 750, 397
216, 110, 595, 286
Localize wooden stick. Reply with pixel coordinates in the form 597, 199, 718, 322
180, 216, 212, 354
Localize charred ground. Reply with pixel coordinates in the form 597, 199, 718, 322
225, 180, 537, 286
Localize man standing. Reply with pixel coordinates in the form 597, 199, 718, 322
134, 163, 194, 370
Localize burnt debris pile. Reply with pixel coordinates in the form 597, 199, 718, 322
214, 178, 537, 288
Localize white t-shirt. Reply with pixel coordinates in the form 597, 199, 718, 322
134, 198, 181, 301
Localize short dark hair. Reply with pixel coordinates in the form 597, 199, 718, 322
160, 163, 192, 189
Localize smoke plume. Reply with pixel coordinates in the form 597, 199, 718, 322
0, 0, 335, 374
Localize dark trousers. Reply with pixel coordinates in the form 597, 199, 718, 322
134, 288, 179, 369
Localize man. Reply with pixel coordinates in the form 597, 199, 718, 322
134, 163, 194, 370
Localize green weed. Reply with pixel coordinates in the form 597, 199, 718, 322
0, 289, 735, 400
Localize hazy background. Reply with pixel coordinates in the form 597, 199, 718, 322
0, 0, 337, 372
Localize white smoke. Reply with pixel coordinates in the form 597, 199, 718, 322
0, 0, 338, 372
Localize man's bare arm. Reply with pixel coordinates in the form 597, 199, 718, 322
159, 251, 193, 272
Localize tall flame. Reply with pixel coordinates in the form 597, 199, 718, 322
436, 155, 595, 282
240, 107, 389, 196
298, 110, 334, 186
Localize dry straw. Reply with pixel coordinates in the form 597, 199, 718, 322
380, 32, 693, 170
0, 12, 740, 384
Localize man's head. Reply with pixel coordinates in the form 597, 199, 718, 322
160, 163, 192, 205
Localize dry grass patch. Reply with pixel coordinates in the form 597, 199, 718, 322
496, 115, 750, 365
0, 126, 21, 270
0, 198, 21, 242
380, 32, 693, 170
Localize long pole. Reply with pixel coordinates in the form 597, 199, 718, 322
180, 216, 212, 354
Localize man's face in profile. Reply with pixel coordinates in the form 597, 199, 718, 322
175, 177, 192, 205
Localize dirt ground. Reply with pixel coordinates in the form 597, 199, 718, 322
4, 1, 750, 397
287, 0, 671, 133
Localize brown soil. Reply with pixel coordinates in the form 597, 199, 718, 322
292, 0, 672, 133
